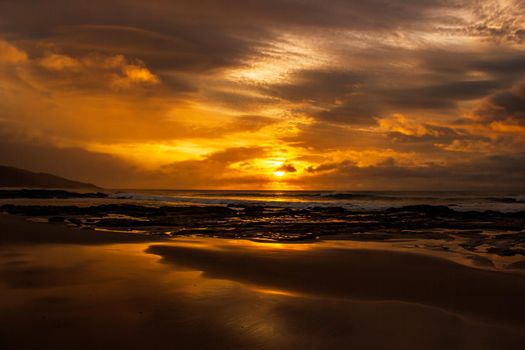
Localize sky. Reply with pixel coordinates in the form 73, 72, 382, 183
0, 0, 524, 190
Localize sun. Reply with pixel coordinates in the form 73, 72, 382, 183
273, 171, 285, 177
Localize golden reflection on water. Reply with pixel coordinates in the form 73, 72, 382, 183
1, 236, 525, 349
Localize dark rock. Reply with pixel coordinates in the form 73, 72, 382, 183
162, 206, 235, 216
2, 201, 524, 244
317, 206, 348, 214
243, 206, 266, 215
48, 216, 65, 223
486, 247, 517, 256
94, 219, 153, 228
507, 260, 525, 269
505, 211, 525, 219
67, 218, 82, 226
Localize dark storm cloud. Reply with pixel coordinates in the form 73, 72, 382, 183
260, 46, 524, 127
0, 2, 269, 77
183, 0, 458, 30
383, 80, 505, 110
261, 69, 361, 104
0, 0, 461, 35
471, 54, 525, 75
45, 24, 261, 72
0, 0, 469, 79
258, 68, 378, 125
476, 82, 525, 124
313, 101, 379, 125
260, 61, 508, 124
302, 154, 525, 190
416, 49, 525, 80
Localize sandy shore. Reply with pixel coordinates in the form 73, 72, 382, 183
1, 214, 525, 349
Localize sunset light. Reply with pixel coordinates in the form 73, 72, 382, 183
1, 1, 524, 349
1, 0, 523, 190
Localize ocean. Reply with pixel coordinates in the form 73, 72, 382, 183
107, 190, 525, 212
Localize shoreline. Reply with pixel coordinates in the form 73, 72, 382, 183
3, 210, 523, 269
3, 199, 525, 271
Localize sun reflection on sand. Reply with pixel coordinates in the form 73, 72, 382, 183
251, 287, 300, 297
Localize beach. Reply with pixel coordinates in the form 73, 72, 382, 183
1, 214, 525, 349
3, 0, 525, 348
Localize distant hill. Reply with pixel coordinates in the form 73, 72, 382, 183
0, 165, 100, 189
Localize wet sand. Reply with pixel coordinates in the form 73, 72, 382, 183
1, 215, 525, 349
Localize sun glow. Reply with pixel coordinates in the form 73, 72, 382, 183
273, 171, 285, 177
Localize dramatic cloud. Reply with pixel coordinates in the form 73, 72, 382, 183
0, 0, 524, 189
476, 83, 525, 124
0, 39, 27, 63
301, 154, 525, 190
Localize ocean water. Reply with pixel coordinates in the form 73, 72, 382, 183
107, 190, 525, 212
2, 189, 524, 212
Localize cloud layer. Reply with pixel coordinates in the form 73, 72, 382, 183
0, 0, 524, 189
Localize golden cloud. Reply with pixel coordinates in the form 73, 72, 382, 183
0, 39, 27, 63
